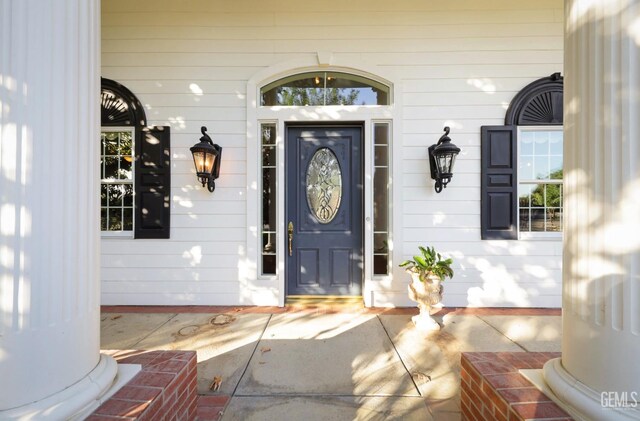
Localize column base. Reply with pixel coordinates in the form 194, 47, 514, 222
543, 358, 640, 421
0, 354, 118, 420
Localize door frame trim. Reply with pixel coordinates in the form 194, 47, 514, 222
284, 123, 365, 297
246, 58, 403, 308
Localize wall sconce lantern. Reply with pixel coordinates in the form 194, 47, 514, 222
429, 126, 461, 193
190, 126, 222, 192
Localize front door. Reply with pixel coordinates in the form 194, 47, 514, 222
286, 125, 363, 296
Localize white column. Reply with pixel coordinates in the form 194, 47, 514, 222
0, 0, 116, 418
544, 1, 640, 419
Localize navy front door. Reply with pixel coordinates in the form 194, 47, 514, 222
286, 125, 363, 296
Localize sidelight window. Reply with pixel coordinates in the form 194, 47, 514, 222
261, 123, 277, 275
373, 123, 390, 275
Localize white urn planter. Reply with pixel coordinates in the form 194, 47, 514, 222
407, 271, 444, 332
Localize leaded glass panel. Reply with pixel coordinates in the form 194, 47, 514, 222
306, 148, 342, 224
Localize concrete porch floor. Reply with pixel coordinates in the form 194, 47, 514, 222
100, 307, 561, 421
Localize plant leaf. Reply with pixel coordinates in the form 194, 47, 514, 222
414, 256, 427, 268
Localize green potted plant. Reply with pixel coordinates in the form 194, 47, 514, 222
399, 246, 454, 331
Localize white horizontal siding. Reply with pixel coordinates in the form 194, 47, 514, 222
102, 0, 563, 307
102, 268, 241, 282
101, 241, 245, 255
101, 293, 242, 306
401, 240, 562, 256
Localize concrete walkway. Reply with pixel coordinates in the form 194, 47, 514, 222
100, 308, 561, 421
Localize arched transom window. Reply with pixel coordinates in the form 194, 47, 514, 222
260, 72, 391, 106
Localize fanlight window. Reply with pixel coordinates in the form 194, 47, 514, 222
261, 72, 390, 106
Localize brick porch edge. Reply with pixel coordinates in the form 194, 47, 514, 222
88, 350, 198, 420
460, 352, 574, 421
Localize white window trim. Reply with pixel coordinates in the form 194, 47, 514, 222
100, 126, 135, 238
517, 126, 563, 241
372, 121, 392, 278
258, 121, 279, 280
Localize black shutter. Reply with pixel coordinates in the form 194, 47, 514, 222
481, 126, 517, 240
135, 126, 171, 239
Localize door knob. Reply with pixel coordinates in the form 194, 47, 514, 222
288, 222, 294, 256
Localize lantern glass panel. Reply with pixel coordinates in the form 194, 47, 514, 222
436, 154, 447, 174
205, 152, 216, 174
449, 154, 457, 173
436, 153, 455, 175
192, 151, 205, 173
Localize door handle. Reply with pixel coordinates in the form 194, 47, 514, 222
288, 222, 294, 256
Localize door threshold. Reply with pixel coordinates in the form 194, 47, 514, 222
286, 295, 363, 306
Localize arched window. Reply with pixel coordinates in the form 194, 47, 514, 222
100, 78, 171, 239
481, 73, 564, 240
260, 72, 391, 106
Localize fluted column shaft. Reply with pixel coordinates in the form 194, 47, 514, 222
544, 1, 640, 419
0, 0, 106, 412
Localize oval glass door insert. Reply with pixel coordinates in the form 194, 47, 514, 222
306, 148, 342, 223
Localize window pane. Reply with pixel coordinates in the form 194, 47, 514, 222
123, 208, 133, 231
374, 255, 389, 276
262, 146, 276, 167
261, 73, 325, 106
519, 156, 534, 180
262, 255, 276, 275
262, 232, 276, 254
326, 72, 389, 105
119, 157, 132, 180
108, 184, 123, 206
262, 232, 276, 275
262, 168, 276, 230
534, 156, 549, 179
119, 132, 132, 155
530, 208, 545, 231
373, 168, 388, 231
261, 72, 390, 106
374, 124, 389, 145
101, 208, 107, 231
374, 146, 388, 166
104, 132, 118, 154
123, 184, 133, 206
549, 131, 563, 155
534, 131, 549, 155
108, 208, 122, 230
101, 184, 108, 206
547, 208, 562, 232
374, 233, 388, 253
262, 125, 275, 145
545, 184, 562, 208
518, 188, 530, 207
519, 209, 530, 231
550, 155, 562, 178
520, 131, 534, 155
530, 184, 544, 207
104, 157, 118, 180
